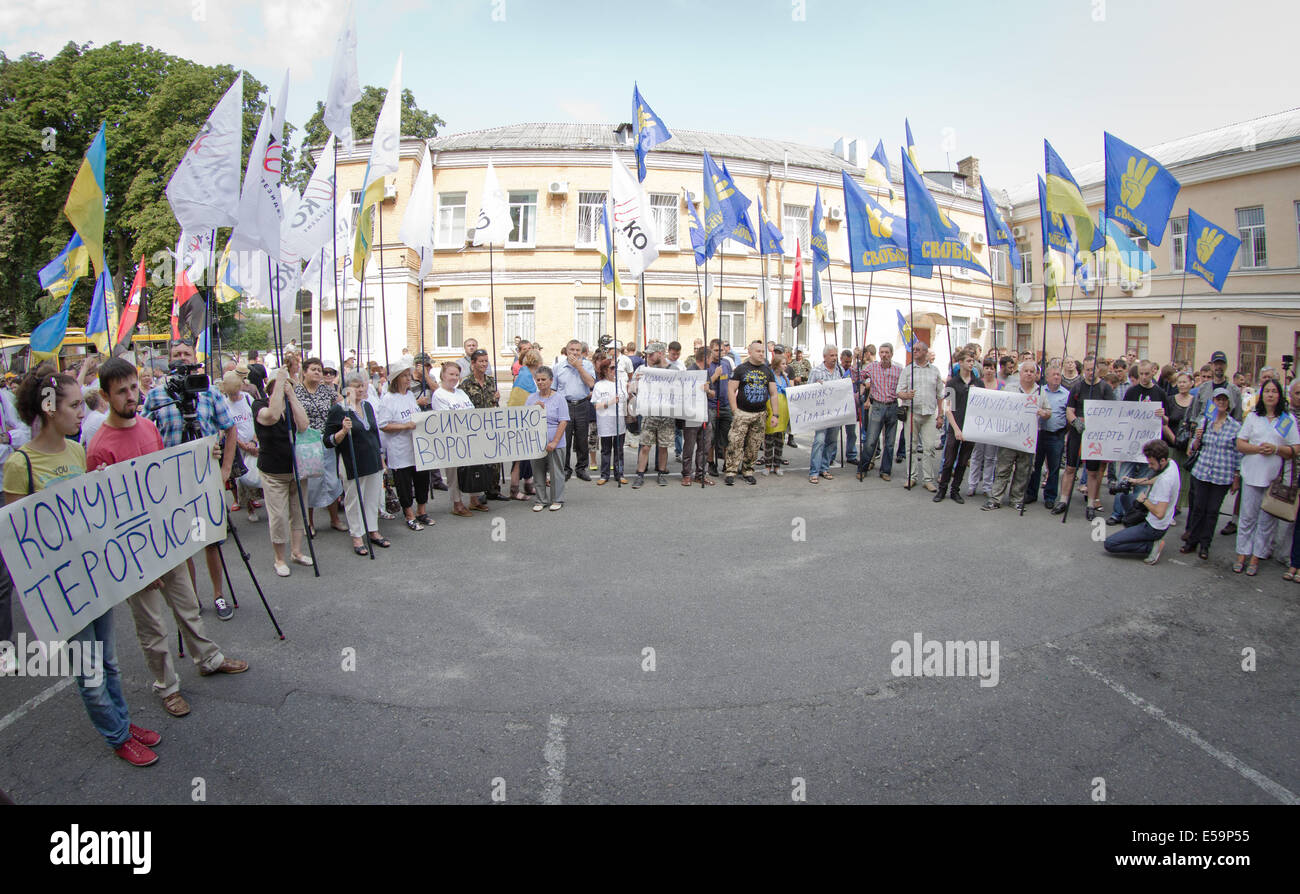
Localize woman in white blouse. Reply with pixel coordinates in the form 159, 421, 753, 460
1233, 378, 1299, 575
432, 362, 488, 516
379, 365, 433, 532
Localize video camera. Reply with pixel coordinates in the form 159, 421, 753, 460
163, 361, 210, 416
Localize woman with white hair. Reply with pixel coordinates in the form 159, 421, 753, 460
221, 369, 261, 523
325, 372, 388, 555
378, 363, 432, 531
294, 357, 346, 536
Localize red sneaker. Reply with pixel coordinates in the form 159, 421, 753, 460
114, 737, 159, 767
129, 724, 161, 747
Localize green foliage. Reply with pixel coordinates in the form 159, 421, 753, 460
292, 86, 444, 187
224, 314, 274, 354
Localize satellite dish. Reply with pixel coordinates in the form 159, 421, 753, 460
1015, 284, 1032, 306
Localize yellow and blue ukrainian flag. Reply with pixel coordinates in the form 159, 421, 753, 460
63, 122, 108, 278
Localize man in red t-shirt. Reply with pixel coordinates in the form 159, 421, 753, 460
87, 358, 248, 719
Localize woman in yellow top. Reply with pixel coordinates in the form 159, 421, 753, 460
1, 372, 162, 767
762, 350, 791, 476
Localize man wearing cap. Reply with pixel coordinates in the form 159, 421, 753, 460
554, 338, 596, 482
629, 342, 674, 488
1189, 350, 1243, 424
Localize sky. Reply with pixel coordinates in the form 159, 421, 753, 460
3, 0, 1297, 191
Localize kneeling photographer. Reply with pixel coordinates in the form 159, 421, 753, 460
1102, 439, 1181, 566
142, 340, 238, 619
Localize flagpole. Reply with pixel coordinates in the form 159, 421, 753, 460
377, 205, 391, 369
1040, 251, 1050, 376
1175, 263, 1188, 333
988, 268, 998, 359
1063, 267, 1107, 526
903, 168, 915, 492
639, 273, 647, 351
268, 254, 321, 574
1063, 282, 1076, 359
610, 215, 624, 489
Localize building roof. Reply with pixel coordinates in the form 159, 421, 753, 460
1006, 107, 1300, 206
427, 122, 863, 176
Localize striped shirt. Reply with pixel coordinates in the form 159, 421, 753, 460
863, 361, 901, 403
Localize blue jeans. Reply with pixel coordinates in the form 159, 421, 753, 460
1110, 462, 1150, 520
1027, 429, 1065, 504
810, 428, 838, 477
69, 608, 132, 749
859, 402, 898, 477
1104, 520, 1166, 556
843, 424, 858, 463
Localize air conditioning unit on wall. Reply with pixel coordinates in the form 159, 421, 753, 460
548, 180, 569, 196
468, 296, 490, 313
1012, 225, 1026, 239
383, 177, 398, 200
971, 315, 986, 333
617, 295, 636, 311
678, 298, 697, 315
827, 206, 843, 221
823, 307, 838, 323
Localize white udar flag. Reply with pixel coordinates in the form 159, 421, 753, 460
283, 138, 337, 260
325, 1, 363, 153
353, 54, 402, 280
230, 71, 289, 258
400, 146, 436, 277
167, 72, 244, 232
609, 151, 659, 276
472, 161, 511, 247
277, 186, 303, 323
178, 229, 216, 287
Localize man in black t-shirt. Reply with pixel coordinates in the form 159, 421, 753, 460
1054, 355, 1115, 520
723, 340, 778, 485
1107, 359, 1167, 525
246, 349, 269, 400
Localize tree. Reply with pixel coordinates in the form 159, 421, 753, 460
291, 86, 444, 187
0, 42, 275, 338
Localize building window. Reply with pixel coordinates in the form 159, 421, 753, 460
504, 299, 535, 345
343, 297, 375, 362
434, 300, 463, 351
577, 191, 607, 247
1170, 216, 1187, 273
1125, 323, 1149, 359
574, 297, 606, 348
783, 204, 809, 256
349, 189, 362, 230
1236, 206, 1266, 268
1016, 323, 1033, 354
645, 297, 678, 343
507, 191, 537, 247
990, 248, 1008, 284
1016, 245, 1033, 285
436, 192, 467, 248
1086, 323, 1106, 359
1238, 326, 1267, 382
720, 300, 746, 349
724, 235, 751, 255
1172, 324, 1196, 367
993, 320, 1007, 350
951, 316, 970, 349
650, 194, 678, 249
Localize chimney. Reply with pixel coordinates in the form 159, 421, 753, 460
956, 156, 980, 186
614, 122, 634, 145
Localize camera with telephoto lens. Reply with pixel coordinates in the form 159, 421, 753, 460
1283, 355, 1294, 373
163, 361, 210, 414
1108, 479, 1135, 496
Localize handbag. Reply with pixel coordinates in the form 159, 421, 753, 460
896, 405, 909, 424
293, 428, 325, 478
457, 464, 492, 493
1261, 455, 1300, 522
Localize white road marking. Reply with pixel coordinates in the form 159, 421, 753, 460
0, 677, 74, 734
541, 713, 568, 805
1047, 643, 1299, 804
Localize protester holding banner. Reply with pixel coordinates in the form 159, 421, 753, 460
838, 350, 859, 466
762, 348, 791, 476
983, 361, 1051, 512
462, 349, 506, 501
88, 358, 249, 717
706, 339, 733, 478
507, 349, 542, 499
1055, 357, 1116, 521
326, 372, 387, 555
1180, 388, 1241, 560
965, 357, 1001, 498
678, 346, 712, 486
592, 356, 628, 485
808, 346, 842, 484
898, 341, 945, 492
1233, 379, 1298, 575
1107, 361, 1168, 527
526, 367, 567, 511
379, 365, 433, 532
1, 371, 164, 764
1025, 363, 1070, 510
430, 362, 488, 517
630, 342, 673, 489
936, 349, 984, 503
295, 358, 345, 536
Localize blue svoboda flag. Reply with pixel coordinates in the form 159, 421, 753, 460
1044, 139, 1103, 254
720, 161, 755, 248
896, 309, 914, 350
905, 120, 919, 169
811, 188, 830, 271
980, 177, 1021, 272
1104, 132, 1180, 246
756, 198, 784, 256
841, 171, 910, 273
700, 150, 741, 257
685, 193, 710, 265
1184, 208, 1240, 292
867, 140, 896, 203
633, 84, 672, 183
901, 149, 987, 276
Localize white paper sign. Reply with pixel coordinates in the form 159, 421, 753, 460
0, 437, 226, 643
786, 378, 857, 434
1083, 399, 1162, 463
963, 388, 1040, 452
412, 405, 548, 470
634, 368, 707, 423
